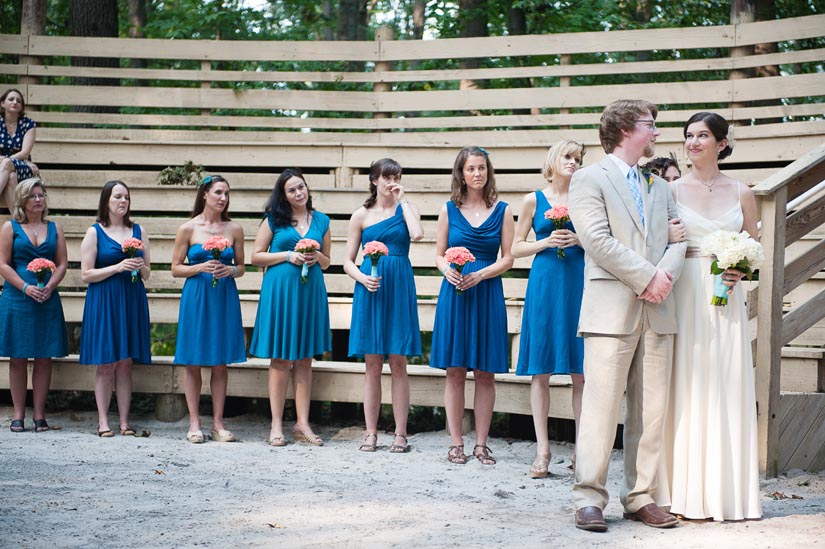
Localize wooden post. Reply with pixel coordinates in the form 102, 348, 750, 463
373, 25, 393, 124
729, 3, 755, 123
558, 54, 570, 127
755, 187, 787, 478
200, 60, 211, 117
155, 394, 187, 422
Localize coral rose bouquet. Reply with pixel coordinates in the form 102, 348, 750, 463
700, 229, 764, 306
121, 237, 144, 283
294, 238, 321, 284
444, 246, 476, 295
362, 240, 389, 278
202, 235, 232, 288
27, 257, 56, 289
544, 205, 571, 259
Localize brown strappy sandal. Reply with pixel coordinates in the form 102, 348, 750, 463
359, 432, 378, 452
388, 433, 410, 453
447, 445, 467, 464
473, 444, 496, 465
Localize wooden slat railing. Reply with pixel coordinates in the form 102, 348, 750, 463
751, 143, 825, 476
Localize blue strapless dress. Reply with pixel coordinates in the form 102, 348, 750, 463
430, 201, 508, 373
173, 244, 246, 366
516, 191, 584, 376
80, 223, 151, 365
0, 220, 67, 358
349, 204, 421, 358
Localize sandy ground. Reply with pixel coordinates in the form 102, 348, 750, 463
0, 407, 823, 549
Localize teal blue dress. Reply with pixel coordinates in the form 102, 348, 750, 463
348, 204, 421, 358
79, 223, 151, 365
430, 201, 508, 373
0, 220, 68, 358
516, 192, 584, 376
249, 211, 331, 360
173, 244, 246, 366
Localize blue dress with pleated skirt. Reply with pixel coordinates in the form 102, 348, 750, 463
0, 220, 67, 358
80, 223, 151, 365
173, 244, 246, 366
430, 201, 508, 373
516, 191, 584, 376
249, 211, 331, 360
349, 204, 421, 358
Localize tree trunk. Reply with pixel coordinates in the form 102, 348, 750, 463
127, 0, 147, 88
730, 0, 780, 124
21, 0, 46, 35
69, 0, 120, 114
458, 0, 488, 115
507, 3, 531, 115
321, 0, 334, 41
337, 0, 368, 71
19, 1, 45, 90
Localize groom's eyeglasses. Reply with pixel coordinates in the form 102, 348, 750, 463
635, 119, 657, 130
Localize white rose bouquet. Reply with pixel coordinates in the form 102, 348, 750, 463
699, 230, 764, 306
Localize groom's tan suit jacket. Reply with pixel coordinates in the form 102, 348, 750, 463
570, 156, 686, 335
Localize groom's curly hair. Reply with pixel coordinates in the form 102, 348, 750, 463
599, 99, 658, 153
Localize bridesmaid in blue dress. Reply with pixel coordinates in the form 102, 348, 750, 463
0, 178, 67, 432
171, 175, 246, 444
249, 169, 331, 447
431, 147, 515, 465
0, 89, 39, 210
343, 158, 423, 453
79, 181, 151, 437
512, 140, 586, 478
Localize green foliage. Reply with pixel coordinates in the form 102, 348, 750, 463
157, 161, 204, 186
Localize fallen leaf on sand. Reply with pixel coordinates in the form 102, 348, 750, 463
266, 523, 285, 529
767, 491, 803, 500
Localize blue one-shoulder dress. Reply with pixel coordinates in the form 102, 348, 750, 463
430, 201, 508, 373
249, 211, 331, 361
173, 244, 246, 366
0, 220, 67, 358
80, 223, 151, 365
349, 204, 422, 358
516, 191, 584, 376
0, 116, 36, 181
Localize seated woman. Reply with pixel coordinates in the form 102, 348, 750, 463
0, 89, 38, 210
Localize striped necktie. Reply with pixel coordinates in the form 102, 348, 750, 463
627, 168, 645, 226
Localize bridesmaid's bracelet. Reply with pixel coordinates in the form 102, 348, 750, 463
286, 251, 292, 264
22, 283, 29, 294
232, 266, 238, 277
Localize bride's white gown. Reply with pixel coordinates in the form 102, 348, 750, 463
656, 187, 762, 521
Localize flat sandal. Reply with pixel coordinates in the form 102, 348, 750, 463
473, 444, 496, 465
388, 433, 410, 454
447, 445, 467, 464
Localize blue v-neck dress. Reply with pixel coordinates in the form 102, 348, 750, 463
249, 211, 331, 361
430, 201, 508, 373
0, 220, 68, 358
79, 223, 151, 365
348, 204, 421, 358
516, 191, 584, 376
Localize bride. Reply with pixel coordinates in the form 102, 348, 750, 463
657, 111, 762, 521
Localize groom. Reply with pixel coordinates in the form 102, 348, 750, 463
568, 99, 686, 532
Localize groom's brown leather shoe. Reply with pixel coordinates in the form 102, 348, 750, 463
575, 506, 608, 532
623, 503, 678, 528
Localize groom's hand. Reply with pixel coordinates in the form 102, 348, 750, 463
638, 269, 673, 303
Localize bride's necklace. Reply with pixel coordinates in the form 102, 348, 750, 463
697, 175, 720, 193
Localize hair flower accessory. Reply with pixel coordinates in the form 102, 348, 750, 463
476, 146, 490, 156
199, 175, 213, 187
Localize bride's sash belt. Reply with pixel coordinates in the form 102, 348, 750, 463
685, 246, 709, 258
